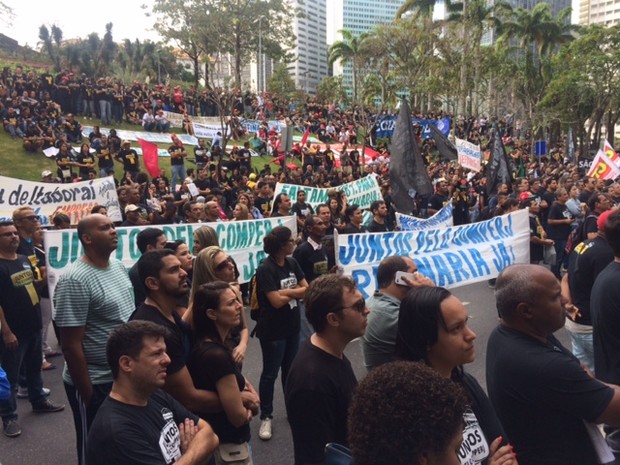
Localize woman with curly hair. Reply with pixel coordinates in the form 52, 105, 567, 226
395, 286, 517, 465
348, 360, 468, 465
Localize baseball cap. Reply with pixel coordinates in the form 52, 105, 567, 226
598, 209, 615, 231
41, 170, 52, 177
125, 204, 140, 214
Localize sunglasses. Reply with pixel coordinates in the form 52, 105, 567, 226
16, 215, 39, 222
337, 298, 367, 314
215, 257, 232, 271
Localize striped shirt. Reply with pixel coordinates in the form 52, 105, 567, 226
54, 258, 134, 385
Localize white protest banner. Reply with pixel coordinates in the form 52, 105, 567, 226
335, 209, 530, 298
396, 204, 453, 230
44, 216, 297, 304
0, 175, 121, 226
456, 137, 482, 172
273, 174, 383, 212
193, 122, 231, 139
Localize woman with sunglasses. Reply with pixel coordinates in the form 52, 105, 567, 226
187, 246, 249, 368
396, 286, 517, 465
188, 281, 257, 465
254, 226, 308, 441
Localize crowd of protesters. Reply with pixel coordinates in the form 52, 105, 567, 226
6, 63, 620, 465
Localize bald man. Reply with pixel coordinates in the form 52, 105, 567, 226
54, 214, 135, 465
486, 264, 620, 465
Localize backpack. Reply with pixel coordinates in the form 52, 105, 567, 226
565, 214, 596, 255
249, 273, 261, 321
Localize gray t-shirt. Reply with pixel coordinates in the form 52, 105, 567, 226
54, 258, 134, 385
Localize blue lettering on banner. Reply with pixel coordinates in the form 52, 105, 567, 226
336, 210, 530, 295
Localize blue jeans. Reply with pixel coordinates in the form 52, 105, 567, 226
298, 301, 313, 343
0, 331, 46, 422
170, 164, 185, 194
568, 330, 595, 374
99, 100, 111, 124
258, 333, 299, 419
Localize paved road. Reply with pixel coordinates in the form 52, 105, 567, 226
0, 281, 570, 465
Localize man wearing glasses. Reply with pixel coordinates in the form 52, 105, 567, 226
285, 274, 369, 465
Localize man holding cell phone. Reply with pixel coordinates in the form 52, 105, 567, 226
361, 255, 435, 371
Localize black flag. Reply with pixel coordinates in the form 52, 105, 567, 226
486, 126, 513, 196
389, 99, 433, 214
429, 124, 457, 161
566, 126, 576, 164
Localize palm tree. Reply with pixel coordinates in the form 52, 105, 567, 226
498, 3, 576, 150
446, 0, 509, 114
396, 0, 438, 19
328, 29, 369, 104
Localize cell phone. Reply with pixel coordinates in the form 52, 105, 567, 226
395, 271, 417, 286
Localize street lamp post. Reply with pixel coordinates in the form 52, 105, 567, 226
258, 17, 262, 93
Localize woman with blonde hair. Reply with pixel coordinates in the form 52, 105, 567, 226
232, 203, 250, 221
187, 246, 249, 367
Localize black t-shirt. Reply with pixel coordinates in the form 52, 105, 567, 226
86, 390, 198, 465
285, 340, 358, 465
486, 325, 613, 465
255, 256, 304, 340
367, 219, 388, 233
0, 255, 42, 337
291, 202, 314, 220
187, 340, 249, 443
118, 148, 139, 172
529, 215, 544, 262
343, 223, 366, 234
567, 237, 613, 325
168, 144, 185, 166
547, 202, 572, 241
130, 304, 191, 376
591, 261, 620, 385
293, 241, 328, 283
254, 196, 272, 218
459, 372, 507, 465
427, 193, 449, 212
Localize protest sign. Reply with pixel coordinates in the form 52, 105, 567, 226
336, 209, 530, 298
455, 137, 482, 172
0, 175, 120, 226
375, 116, 451, 139
396, 204, 453, 230
44, 216, 297, 305
272, 173, 383, 212
588, 149, 620, 180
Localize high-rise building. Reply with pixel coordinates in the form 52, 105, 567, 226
286, 0, 328, 95
579, 0, 620, 26
328, 0, 405, 92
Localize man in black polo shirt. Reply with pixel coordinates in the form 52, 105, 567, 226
131, 250, 259, 417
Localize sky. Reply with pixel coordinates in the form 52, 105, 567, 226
2, 0, 160, 48
2, 0, 581, 50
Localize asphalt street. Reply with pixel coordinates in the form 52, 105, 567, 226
0, 280, 570, 465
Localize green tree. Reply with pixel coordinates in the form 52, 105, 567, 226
151, 0, 204, 88
315, 76, 349, 105
498, 4, 576, 142
267, 63, 297, 100
38, 25, 61, 71
328, 29, 369, 104
542, 24, 620, 150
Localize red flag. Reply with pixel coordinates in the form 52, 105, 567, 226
300, 127, 310, 145
138, 138, 160, 178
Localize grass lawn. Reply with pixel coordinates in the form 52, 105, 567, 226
0, 122, 290, 182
